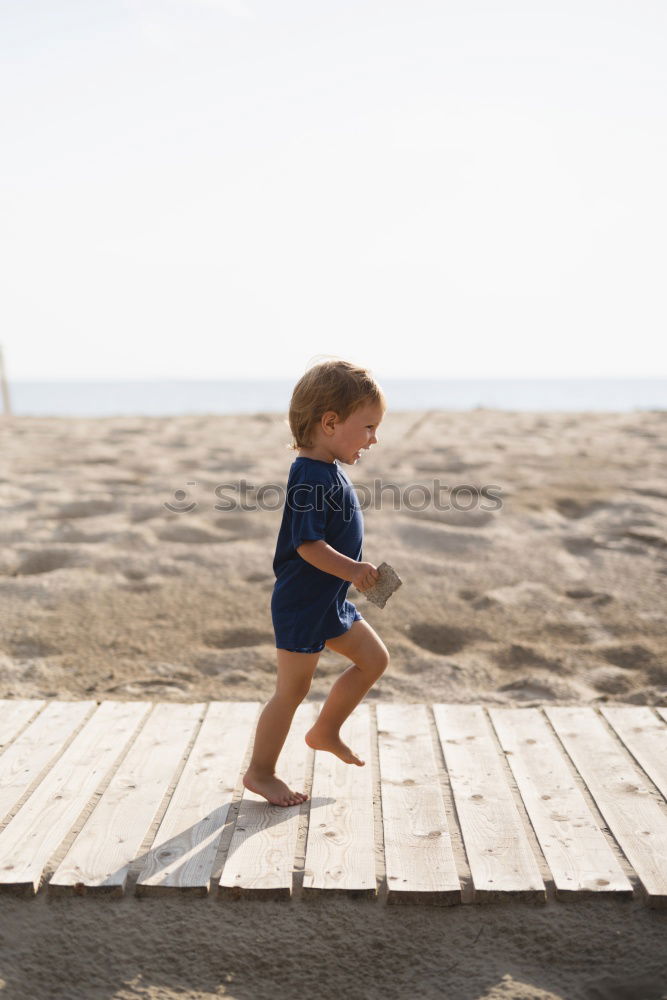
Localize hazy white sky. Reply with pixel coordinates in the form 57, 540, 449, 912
2, 0, 666, 379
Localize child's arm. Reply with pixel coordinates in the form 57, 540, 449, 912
297, 540, 379, 592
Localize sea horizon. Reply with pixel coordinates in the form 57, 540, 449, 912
4, 377, 666, 417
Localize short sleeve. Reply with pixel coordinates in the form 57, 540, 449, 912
289, 480, 328, 550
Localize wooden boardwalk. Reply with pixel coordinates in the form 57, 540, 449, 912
0, 699, 666, 906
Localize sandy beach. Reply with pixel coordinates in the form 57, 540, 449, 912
0, 407, 666, 1000
2, 408, 666, 706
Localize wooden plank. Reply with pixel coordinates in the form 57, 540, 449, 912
49, 702, 203, 896
135, 701, 259, 896
0, 699, 46, 750
0, 701, 95, 827
433, 704, 546, 902
490, 707, 632, 900
546, 706, 667, 908
302, 703, 376, 896
218, 701, 316, 900
376, 703, 460, 904
601, 706, 667, 801
0, 701, 150, 895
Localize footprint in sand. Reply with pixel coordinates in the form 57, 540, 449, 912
15, 547, 84, 576
223, 671, 248, 686
406, 622, 487, 655
105, 425, 144, 438
494, 644, 561, 671
245, 571, 274, 583
81, 453, 119, 464
9, 637, 61, 658
644, 661, 667, 684
156, 523, 234, 544
554, 497, 606, 519
120, 577, 161, 592
629, 486, 667, 501
561, 536, 601, 556
623, 528, 667, 550
565, 588, 613, 606
472, 581, 564, 613
203, 626, 274, 649
52, 498, 117, 519
588, 666, 635, 695
599, 644, 655, 669
129, 503, 161, 523
561, 533, 647, 557
122, 566, 148, 581
544, 621, 600, 643
498, 678, 559, 700
51, 522, 111, 544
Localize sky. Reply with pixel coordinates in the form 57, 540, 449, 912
1, 0, 666, 380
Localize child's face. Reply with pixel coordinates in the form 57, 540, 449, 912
332, 401, 385, 465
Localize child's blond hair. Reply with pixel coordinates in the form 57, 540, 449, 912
287, 356, 387, 451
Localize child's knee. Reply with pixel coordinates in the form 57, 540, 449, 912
367, 649, 389, 678
277, 676, 312, 703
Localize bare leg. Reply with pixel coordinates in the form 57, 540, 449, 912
305, 620, 389, 766
243, 648, 320, 806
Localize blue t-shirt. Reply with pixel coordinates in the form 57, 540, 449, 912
271, 457, 364, 649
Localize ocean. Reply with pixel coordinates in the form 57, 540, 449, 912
4, 378, 666, 417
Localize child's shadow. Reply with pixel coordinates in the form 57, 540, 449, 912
46, 792, 336, 900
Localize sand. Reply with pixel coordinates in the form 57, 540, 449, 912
0, 407, 666, 1000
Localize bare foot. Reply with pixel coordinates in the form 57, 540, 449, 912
242, 768, 308, 807
304, 725, 365, 766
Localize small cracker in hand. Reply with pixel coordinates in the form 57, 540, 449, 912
362, 562, 402, 609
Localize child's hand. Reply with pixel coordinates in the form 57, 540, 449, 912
350, 562, 380, 592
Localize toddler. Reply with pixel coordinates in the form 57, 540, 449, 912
243, 359, 390, 807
